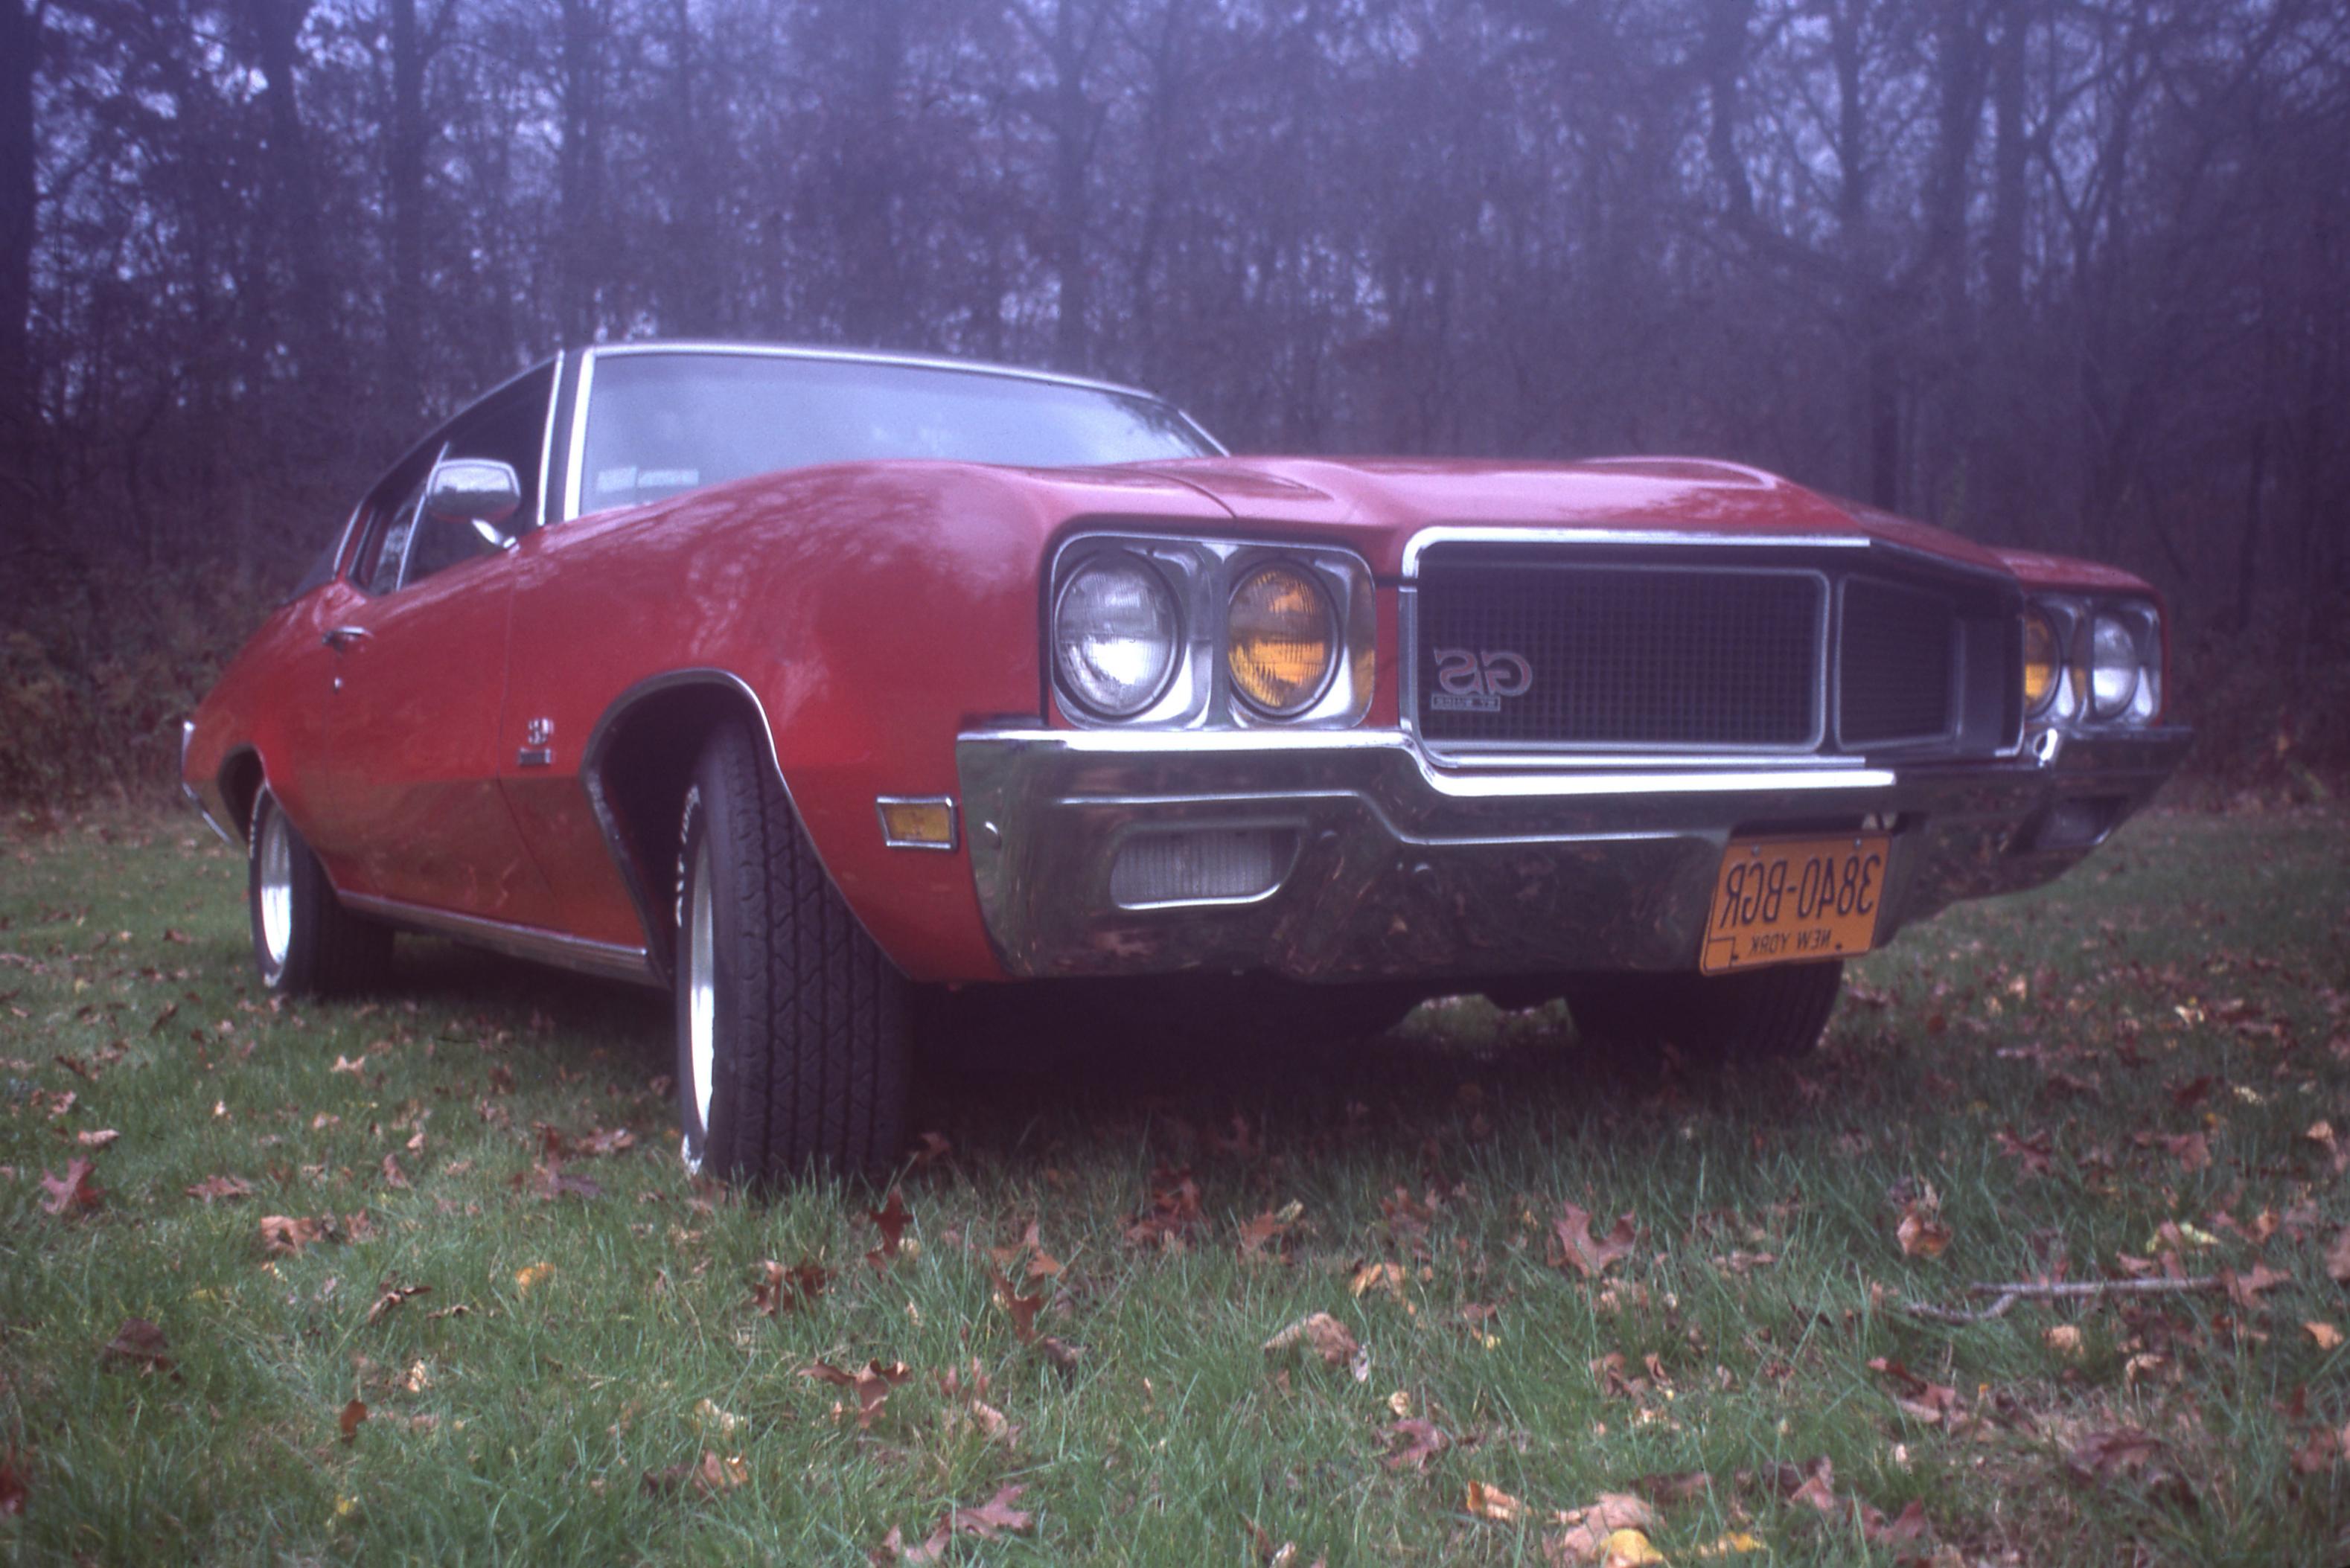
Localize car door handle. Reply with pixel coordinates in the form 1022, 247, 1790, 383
322, 626, 371, 650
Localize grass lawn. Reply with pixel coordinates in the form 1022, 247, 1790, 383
3, 802, 2347, 1564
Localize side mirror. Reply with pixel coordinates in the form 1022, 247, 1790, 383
424, 459, 523, 543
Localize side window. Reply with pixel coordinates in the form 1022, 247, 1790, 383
404, 369, 555, 588
351, 456, 436, 597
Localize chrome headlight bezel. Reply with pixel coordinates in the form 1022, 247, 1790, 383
1050, 551, 1184, 720
1046, 532, 1376, 729
2023, 594, 2162, 730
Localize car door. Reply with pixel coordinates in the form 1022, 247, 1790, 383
303, 368, 561, 926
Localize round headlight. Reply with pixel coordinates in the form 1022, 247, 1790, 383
2022, 609, 2060, 716
1054, 554, 1180, 718
2084, 613, 2140, 720
1227, 561, 1335, 716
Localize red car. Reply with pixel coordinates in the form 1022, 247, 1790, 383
182, 343, 2189, 1180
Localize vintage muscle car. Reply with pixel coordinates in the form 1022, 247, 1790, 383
182, 343, 2190, 1180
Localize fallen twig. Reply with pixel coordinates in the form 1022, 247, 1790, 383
1901, 1276, 2222, 1325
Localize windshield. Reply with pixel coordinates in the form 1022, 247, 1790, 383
575, 351, 1217, 516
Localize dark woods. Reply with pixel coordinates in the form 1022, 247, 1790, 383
2, 0, 2346, 799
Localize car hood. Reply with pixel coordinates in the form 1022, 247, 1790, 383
1125, 455, 2014, 577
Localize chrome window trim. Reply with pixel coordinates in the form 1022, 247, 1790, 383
875, 796, 961, 852
1047, 530, 1377, 732
563, 346, 598, 525
1401, 560, 1833, 764
560, 343, 1225, 525
532, 348, 566, 533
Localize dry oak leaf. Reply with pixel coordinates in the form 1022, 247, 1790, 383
75, 1128, 120, 1149
365, 1283, 432, 1325
259, 1214, 333, 1255
1262, 1312, 1365, 1379
100, 1318, 174, 1375
514, 1262, 555, 1293
1866, 1358, 1963, 1424
1895, 1206, 1951, 1260
339, 1398, 368, 1444
186, 1174, 252, 1203
2305, 1321, 2344, 1351
1551, 1203, 1638, 1279
1380, 1418, 1450, 1472
1464, 1480, 1526, 1523
799, 1359, 911, 1429
381, 1153, 411, 1190
642, 1450, 747, 1498
881, 1483, 1034, 1564
753, 1257, 830, 1316
2223, 1263, 2291, 1311
1123, 1165, 1204, 1251
2325, 1226, 2350, 1286
866, 1188, 912, 1272
39, 1159, 100, 1217
2046, 1324, 2086, 1357
1546, 1493, 1660, 1564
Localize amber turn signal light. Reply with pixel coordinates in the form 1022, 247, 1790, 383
2022, 608, 2060, 715
1227, 562, 1335, 716
875, 797, 957, 851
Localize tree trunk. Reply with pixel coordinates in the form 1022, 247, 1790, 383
385, 0, 426, 425
0, 0, 33, 440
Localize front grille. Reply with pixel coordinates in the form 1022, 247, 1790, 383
1411, 543, 2014, 758
1414, 561, 1822, 749
1839, 578, 1955, 744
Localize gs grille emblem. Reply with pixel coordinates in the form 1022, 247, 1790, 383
1429, 647, 1532, 712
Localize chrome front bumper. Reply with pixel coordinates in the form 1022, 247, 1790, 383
954, 726, 2191, 983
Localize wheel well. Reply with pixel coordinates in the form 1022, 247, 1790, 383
220, 749, 265, 843
587, 680, 770, 979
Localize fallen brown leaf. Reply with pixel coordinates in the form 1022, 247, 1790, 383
2325, 1226, 2350, 1286
185, 1174, 252, 1203
100, 1318, 173, 1375
74, 1128, 120, 1150
642, 1450, 747, 1497
799, 1359, 911, 1429
364, 1284, 431, 1325
753, 1257, 830, 1316
866, 1188, 911, 1271
2223, 1263, 2290, 1311
1262, 1312, 1361, 1375
2305, 1321, 2343, 1351
1551, 1203, 1638, 1279
339, 1398, 368, 1444
1546, 1493, 1658, 1563
39, 1159, 100, 1217
1465, 1480, 1525, 1523
259, 1214, 331, 1255
1380, 1418, 1449, 1471
1895, 1206, 1951, 1260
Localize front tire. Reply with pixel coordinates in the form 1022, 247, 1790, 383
674, 721, 910, 1181
1568, 959, 1844, 1067
247, 789, 391, 996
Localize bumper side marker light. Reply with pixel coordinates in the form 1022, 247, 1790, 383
877, 797, 959, 851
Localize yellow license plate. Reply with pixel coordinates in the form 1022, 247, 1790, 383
1700, 833, 1889, 975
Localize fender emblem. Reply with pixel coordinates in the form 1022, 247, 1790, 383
1429, 648, 1533, 712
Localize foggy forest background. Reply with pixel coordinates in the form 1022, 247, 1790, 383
1, 0, 2346, 801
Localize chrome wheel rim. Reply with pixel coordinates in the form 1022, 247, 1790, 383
685, 836, 716, 1171
258, 809, 293, 970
